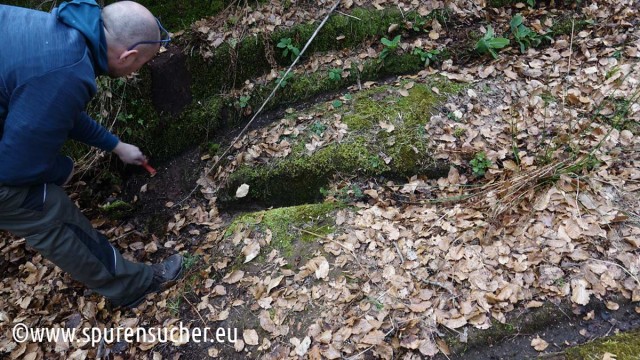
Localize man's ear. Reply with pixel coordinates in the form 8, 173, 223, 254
118, 49, 139, 64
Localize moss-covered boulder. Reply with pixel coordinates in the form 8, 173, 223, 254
181, 7, 442, 99
225, 202, 340, 264
565, 329, 640, 360
218, 76, 461, 207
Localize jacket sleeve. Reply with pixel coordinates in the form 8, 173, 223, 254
68, 111, 119, 151
0, 68, 91, 186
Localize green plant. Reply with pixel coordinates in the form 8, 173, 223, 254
238, 95, 251, 108
553, 277, 567, 287
341, 184, 364, 200
411, 15, 428, 32
413, 48, 441, 67
380, 35, 401, 60
322, 184, 366, 203
276, 70, 294, 88
332, 100, 343, 109
167, 297, 181, 315
612, 49, 623, 60
605, 66, 620, 80
604, 98, 635, 131
510, 14, 550, 53
475, 25, 510, 59
453, 127, 465, 138
366, 296, 384, 311
116, 112, 141, 136
470, 151, 492, 177
207, 142, 221, 155
367, 155, 382, 169
277, 37, 300, 62
310, 121, 327, 135
328, 68, 342, 82
183, 253, 200, 270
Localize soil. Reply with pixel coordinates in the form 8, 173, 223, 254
437, 299, 640, 360
148, 45, 193, 115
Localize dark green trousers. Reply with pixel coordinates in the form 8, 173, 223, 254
0, 183, 152, 306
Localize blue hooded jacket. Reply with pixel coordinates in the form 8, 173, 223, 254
0, 0, 119, 186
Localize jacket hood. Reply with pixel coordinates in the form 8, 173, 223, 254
56, 0, 108, 75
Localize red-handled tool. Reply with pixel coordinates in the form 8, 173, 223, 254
141, 160, 157, 177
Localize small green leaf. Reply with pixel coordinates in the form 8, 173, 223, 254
487, 37, 510, 48
381, 37, 393, 46
332, 100, 343, 108
277, 38, 291, 47
485, 25, 495, 39
510, 14, 524, 29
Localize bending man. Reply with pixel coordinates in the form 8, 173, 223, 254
0, 0, 182, 308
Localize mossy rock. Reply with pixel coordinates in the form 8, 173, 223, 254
445, 301, 569, 354
237, 52, 432, 126
565, 329, 640, 360
225, 202, 340, 264
270, 8, 408, 65
220, 77, 460, 207
182, 6, 451, 99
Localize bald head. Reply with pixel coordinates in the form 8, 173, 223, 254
102, 1, 160, 56
102, 1, 162, 77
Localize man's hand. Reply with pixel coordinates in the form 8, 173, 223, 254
113, 141, 146, 165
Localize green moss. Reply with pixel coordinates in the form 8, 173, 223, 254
116, 93, 222, 160
550, 16, 591, 36
226, 202, 339, 260
271, 8, 408, 65
343, 80, 460, 130
565, 330, 640, 360
100, 200, 133, 220
342, 87, 389, 130
183, 6, 454, 101
225, 138, 376, 206
245, 53, 427, 118
445, 302, 570, 355
222, 78, 458, 206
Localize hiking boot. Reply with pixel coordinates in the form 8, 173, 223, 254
124, 253, 183, 309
